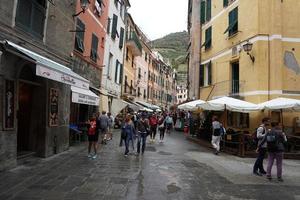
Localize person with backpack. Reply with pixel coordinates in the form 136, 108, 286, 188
158, 115, 166, 143
149, 114, 158, 143
253, 117, 270, 176
121, 115, 136, 157
136, 114, 150, 155
87, 115, 98, 159
98, 111, 109, 145
211, 116, 223, 155
258, 122, 287, 181
165, 114, 173, 134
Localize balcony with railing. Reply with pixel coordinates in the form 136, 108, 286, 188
204, 80, 246, 100
126, 31, 142, 57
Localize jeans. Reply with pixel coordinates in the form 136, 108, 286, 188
124, 137, 135, 155
267, 152, 283, 178
137, 132, 147, 154
159, 129, 165, 140
253, 148, 267, 173
211, 136, 221, 151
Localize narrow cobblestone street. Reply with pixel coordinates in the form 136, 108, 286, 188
1, 130, 300, 200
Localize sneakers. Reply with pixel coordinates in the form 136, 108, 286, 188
92, 154, 97, 159
88, 154, 93, 158
253, 171, 263, 176
124, 154, 128, 157
277, 177, 284, 182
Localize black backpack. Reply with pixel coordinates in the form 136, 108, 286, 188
266, 130, 279, 151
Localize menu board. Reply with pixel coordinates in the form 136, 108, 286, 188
4, 80, 15, 130
49, 88, 59, 126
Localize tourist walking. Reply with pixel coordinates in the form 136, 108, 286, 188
121, 115, 136, 157
87, 115, 98, 159
136, 114, 150, 155
258, 122, 287, 181
98, 111, 109, 145
211, 116, 222, 155
107, 112, 114, 141
253, 118, 270, 176
165, 114, 173, 134
158, 115, 166, 142
149, 114, 158, 143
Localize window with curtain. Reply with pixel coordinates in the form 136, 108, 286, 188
199, 62, 212, 87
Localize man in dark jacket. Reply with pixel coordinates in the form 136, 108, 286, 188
136, 115, 149, 155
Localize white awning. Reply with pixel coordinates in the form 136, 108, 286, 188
197, 96, 260, 113
135, 101, 160, 110
258, 97, 300, 111
178, 99, 206, 111
71, 86, 99, 106
111, 99, 129, 117
4, 40, 89, 89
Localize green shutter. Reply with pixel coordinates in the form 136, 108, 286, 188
205, 27, 212, 49
224, 7, 238, 35
199, 65, 204, 87
200, 1, 206, 24
107, 18, 111, 34
111, 14, 118, 39
206, 0, 211, 21
115, 60, 119, 83
119, 27, 124, 49
223, 0, 228, 7
208, 61, 212, 85
119, 64, 123, 84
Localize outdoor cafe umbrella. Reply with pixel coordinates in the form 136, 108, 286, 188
196, 96, 260, 113
258, 97, 300, 126
178, 99, 206, 111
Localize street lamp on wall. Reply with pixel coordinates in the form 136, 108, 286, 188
73, 0, 90, 18
243, 41, 255, 63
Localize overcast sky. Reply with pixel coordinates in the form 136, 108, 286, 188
128, 0, 188, 41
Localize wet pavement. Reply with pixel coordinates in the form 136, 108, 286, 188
1, 130, 300, 200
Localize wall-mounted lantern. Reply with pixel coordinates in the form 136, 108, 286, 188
73, 0, 90, 18
243, 41, 255, 63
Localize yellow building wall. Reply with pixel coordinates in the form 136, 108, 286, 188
124, 48, 135, 94
198, 0, 300, 131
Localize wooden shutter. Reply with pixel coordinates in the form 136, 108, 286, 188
119, 27, 125, 49
206, 0, 211, 21
200, 1, 206, 24
115, 60, 119, 83
90, 34, 98, 62
199, 65, 204, 87
207, 61, 212, 85
119, 63, 123, 84
107, 18, 111, 34
205, 27, 212, 49
111, 14, 118, 39
223, 0, 228, 7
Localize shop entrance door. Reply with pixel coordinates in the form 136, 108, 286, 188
17, 82, 33, 156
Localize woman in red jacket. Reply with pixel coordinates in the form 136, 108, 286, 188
87, 116, 98, 159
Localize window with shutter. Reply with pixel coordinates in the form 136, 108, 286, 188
90, 34, 99, 62
119, 27, 125, 49
16, 0, 46, 39
107, 18, 111, 34
204, 27, 212, 50
206, 0, 211, 21
111, 14, 118, 39
207, 62, 212, 85
200, 1, 206, 24
119, 63, 123, 84
224, 7, 238, 37
75, 19, 85, 53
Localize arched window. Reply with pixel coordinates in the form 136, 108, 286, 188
15, 0, 46, 39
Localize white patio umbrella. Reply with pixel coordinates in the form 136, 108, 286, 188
178, 99, 206, 111
258, 97, 300, 111
196, 96, 260, 113
258, 97, 300, 126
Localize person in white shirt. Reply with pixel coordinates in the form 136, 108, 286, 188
211, 116, 222, 155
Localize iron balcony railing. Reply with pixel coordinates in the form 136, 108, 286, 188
205, 80, 245, 100
127, 31, 142, 52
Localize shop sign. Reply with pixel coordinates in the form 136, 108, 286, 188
49, 88, 59, 126
72, 92, 99, 106
3, 80, 15, 130
36, 65, 89, 89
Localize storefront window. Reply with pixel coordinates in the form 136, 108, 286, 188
227, 111, 249, 128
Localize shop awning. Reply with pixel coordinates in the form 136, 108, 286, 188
4, 40, 89, 89
71, 86, 99, 106
135, 101, 160, 110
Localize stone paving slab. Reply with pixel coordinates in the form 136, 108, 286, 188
0, 130, 300, 200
